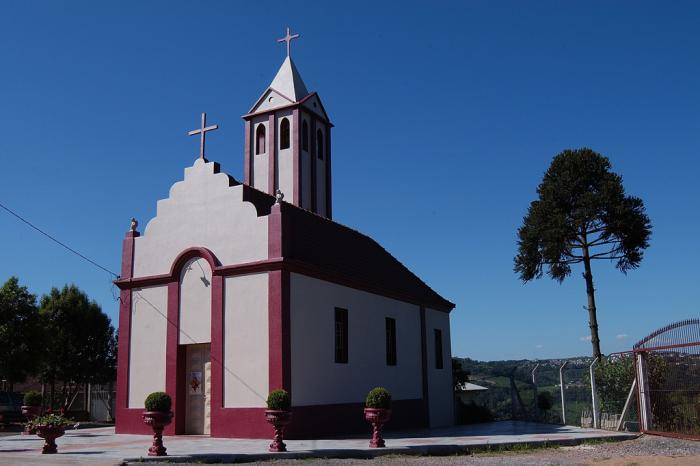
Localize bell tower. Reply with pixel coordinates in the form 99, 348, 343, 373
243, 28, 333, 219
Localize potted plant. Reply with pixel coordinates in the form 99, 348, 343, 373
27, 413, 73, 454
265, 389, 292, 452
142, 392, 173, 456
21, 391, 43, 435
364, 387, 392, 448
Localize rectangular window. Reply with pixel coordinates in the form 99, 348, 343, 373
335, 308, 348, 364
385, 317, 397, 366
434, 329, 444, 369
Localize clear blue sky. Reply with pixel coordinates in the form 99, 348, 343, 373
1, 1, 698, 361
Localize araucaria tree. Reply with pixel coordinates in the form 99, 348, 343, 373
514, 148, 651, 359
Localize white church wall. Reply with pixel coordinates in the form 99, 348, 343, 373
133, 159, 269, 277
255, 89, 293, 113
300, 113, 311, 210
290, 273, 422, 406
179, 257, 212, 344
277, 108, 294, 200
315, 124, 327, 216
223, 273, 269, 408
301, 151, 311, 209
128, 285, 168, 408
425, 307, 454, 427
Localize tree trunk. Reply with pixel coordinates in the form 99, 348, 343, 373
582, 243, 603, 360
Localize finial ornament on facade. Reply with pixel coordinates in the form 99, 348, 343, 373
130, 217, 138, 232
277, 27, 300, 58
188, 112, 219, 160
275, 189, 284, 204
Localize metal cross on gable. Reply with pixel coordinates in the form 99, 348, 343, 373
277, 27, 300, 58
188, 112, 219, 160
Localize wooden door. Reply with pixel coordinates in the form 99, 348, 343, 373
184, 344, 211, 435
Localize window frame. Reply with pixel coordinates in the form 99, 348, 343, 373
385, 317, 397, 366
434, 328, 444, 369
316, 128, 324, 160
302, 120, 309, 152
334, 307, 348, 364
255, 124, 266, 155
279, 117, 290, 150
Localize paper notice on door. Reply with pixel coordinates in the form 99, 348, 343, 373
189, 371, 203, 395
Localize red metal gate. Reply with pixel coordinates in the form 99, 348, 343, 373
634, 319, 700, 439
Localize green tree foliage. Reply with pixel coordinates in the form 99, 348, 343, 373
0, 277, 41, 390
38, 284, 117, 410
452, 358, 470, 386
594, 357, 635, 413
514, 148, 652, 359
537, 391, 554, 413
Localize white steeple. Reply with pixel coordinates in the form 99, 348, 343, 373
269, 56, 309, 102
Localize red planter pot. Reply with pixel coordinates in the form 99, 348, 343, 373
364, 407, 391, 448
21, 405, 41, 435
265, 409, 292, 452
35, 425, 65, 454
142, 411, 173, 456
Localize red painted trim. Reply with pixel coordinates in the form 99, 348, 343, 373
284, 260, 454, 313
114, 289, 132, 433
242, 93, 333, 127
292, 108, 300, 206
164, 282, 180, 435
285, 398, 426, 439
115, 229, 137, 433
643, 430, 700, 440
325, 126, 332, 220
211, 407, 272, 438
120, 232, 138, 278
244, 120, 251, 185
268, 113, 276, 195
633, 341, 700, 353
268, 204, 283, 259
115, 247, 221, 289
169, 247, 220, 279
209, 274, 225, 434
268, 270, 290, 393
310, 118, 317, 213
116, 257, 452, 312
419, 306, 430, 425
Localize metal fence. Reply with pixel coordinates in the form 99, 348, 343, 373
634, 319, 700, 439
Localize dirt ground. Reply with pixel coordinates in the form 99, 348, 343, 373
233, 435, 700, 466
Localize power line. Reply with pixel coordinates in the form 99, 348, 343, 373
0, 201, 119, 278
1, 200, 266, 401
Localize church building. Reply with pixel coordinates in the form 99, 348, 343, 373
115, 30, 455, 439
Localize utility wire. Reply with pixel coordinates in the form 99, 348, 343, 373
0, 199, 265, 401
0, 201, 119, 278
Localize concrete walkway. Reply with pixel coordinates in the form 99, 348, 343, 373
0, 421, 637, 466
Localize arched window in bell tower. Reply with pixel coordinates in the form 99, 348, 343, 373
280, 118, 290, 150
302, 120, 309, 151
255, 124, 266, 154
316, 128, 324, 160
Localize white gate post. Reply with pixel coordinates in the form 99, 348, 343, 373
590, 357, 600, 429
636, 352, 653, 431
559, 361, 568, 425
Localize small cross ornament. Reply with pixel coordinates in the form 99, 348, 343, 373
277, 27, 300, 58
188, 112, 219, 160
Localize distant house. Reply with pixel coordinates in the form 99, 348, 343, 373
455, 382, 488, 404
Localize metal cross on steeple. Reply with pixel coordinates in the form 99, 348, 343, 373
277, 27, 300, 58
188, 112, 219, 160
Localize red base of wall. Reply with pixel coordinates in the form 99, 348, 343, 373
286, 398, 427, 439
115, 399, 426, 439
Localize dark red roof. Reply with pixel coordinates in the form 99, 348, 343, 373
279, 202, 455, 312
233, 171, 453, 311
